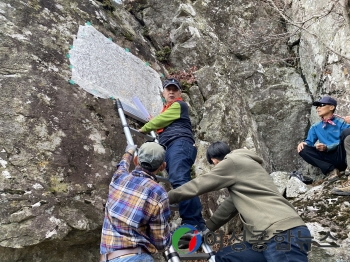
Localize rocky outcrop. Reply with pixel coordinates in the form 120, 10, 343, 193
130, 0, 314, 173
0, 0, 154, 261
1, 0, 350, 261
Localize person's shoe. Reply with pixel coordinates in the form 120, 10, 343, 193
289, 171, 313, 184
324, 169, 341, 183
331, 177, 350, 195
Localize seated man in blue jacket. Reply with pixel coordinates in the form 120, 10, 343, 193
297, 96, 350, 183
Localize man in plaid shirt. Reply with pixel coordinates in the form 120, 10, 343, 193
100, 142, 171, 262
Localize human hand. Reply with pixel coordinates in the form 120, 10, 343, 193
344, 116, 350, 124
125, 142, 137, 154
138, 129, 145, 133
297, 142, 306, 153
315, 143, 327, 151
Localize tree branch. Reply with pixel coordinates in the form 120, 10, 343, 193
266, 0, 350, 61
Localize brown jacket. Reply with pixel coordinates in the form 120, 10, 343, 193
168, 149, 305, 241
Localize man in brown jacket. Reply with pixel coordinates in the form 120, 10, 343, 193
168, 142, 312, 262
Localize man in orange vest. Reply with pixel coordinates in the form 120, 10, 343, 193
139, 78, 206, 232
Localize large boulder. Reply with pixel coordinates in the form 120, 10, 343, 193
0, 0, 160, 261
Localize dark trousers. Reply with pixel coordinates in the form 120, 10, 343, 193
215, 226, 311, 262
299, 129, 350, 174
165, 139, 206, 230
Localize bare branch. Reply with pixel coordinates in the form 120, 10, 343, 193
266, 0, 350, 61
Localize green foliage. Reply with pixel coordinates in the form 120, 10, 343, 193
190, 165, 196, 180
167, 67, 179, 75
27, 0, 41, 10
123, 31, 134, 41
156, 46, 171, 62
142, 27, 150, 37
124, 0, 148, 12
96, 0, 116, 12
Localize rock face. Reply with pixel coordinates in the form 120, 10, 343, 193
0, 1, 157, 261
1, 0, 350, 261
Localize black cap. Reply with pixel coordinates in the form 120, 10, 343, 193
312, 96, 337, 107
162, 78, 181, 90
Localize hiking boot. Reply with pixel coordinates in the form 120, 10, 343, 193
324, 169, 341, 183
331, 177, 350, 195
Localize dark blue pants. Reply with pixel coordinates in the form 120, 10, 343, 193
299, 129, 350, 174
165, 139, 206, 230
215, 226, 311, 262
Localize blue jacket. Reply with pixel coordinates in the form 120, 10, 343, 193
305, 117, 350, 151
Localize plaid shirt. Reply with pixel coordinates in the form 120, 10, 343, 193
100, 152, 171, 255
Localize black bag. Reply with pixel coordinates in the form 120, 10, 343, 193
289, 171, 313, 185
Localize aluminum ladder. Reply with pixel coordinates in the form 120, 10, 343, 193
115, 98, 216, 262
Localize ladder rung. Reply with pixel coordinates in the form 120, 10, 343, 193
116, 100, 215, 262
129, 127, 155, 141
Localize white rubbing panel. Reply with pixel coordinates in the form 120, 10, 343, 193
69, 25, 163, 117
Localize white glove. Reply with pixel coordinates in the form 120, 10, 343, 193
125, 142, 137, 154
